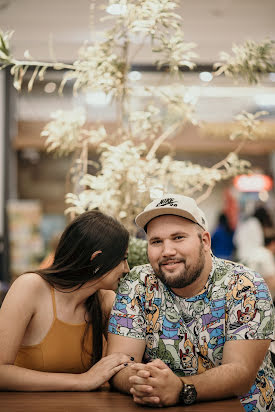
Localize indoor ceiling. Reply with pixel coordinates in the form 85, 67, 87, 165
0, 0, 274, 64
1, 0, 275, 156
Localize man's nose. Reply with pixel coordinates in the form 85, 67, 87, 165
162, 240, 176, 256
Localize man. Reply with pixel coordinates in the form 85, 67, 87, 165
107, 194, 275, 411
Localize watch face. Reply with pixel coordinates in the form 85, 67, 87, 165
179, 384, 197, 405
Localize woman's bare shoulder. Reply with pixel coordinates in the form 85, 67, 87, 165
13, 272, 47, 287
8, 273, 50, 301
0, 273, 50, 322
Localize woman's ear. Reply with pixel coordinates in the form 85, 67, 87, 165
90, 250, 102, 261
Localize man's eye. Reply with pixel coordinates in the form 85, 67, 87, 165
175, 236, 184, 240
151, 240, 161, 244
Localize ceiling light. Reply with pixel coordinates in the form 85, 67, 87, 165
199, 72, 213, 82
86, 91, 111, 106
128, 71, 142, 81
44, 82, 56, 93
106, 4, 127, 15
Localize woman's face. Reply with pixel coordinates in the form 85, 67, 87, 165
96, 252, 129, 291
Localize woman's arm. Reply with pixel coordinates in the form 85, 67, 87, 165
0, 275, 130, 391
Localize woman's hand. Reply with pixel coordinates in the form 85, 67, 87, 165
78, 352, 133, 391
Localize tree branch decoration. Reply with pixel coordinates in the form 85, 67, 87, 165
214, 39, 275, 84
0, 0, 273, 233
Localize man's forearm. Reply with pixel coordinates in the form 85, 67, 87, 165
181, 363, 254, 401
179, 339, 270, 402
110, 365, 136, 394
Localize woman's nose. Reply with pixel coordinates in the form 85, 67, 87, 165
124, 260, 130, 272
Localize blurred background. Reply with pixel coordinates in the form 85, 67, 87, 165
0, 0, 275, 300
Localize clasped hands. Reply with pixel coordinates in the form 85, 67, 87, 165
129, 359, 183, 407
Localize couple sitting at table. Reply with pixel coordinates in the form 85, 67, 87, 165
0, 194, 274, 411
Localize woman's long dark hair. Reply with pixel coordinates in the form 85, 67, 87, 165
35, 210, 129, 366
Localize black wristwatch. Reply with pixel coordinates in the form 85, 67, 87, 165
178, 382, 197, 405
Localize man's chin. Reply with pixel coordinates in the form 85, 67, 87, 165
158, 268, 185, 284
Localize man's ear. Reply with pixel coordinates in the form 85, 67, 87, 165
202, 231, 211, 251
90, 250, 102, 261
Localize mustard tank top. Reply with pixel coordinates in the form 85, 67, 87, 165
14, 288, 93, 373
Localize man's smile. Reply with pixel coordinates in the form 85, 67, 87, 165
160, 259, 185, 270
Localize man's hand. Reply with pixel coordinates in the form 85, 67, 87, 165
129, 359, 183, 407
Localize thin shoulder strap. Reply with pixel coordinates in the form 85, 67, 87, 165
50, 287, 57, 319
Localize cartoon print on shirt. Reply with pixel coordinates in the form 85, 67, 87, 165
255, 371, 273, 409
209, 289, 226, 321
131, 284, 145, 310
145, 303, 160, 334
227, 272, 256, 301
237, 307, 256, 324
237, 293, 257, 325
160, 306, 181, 340
113, 282, 131, 313
211, 266, 228, 286
242, 399, 259, 412
132, 315, 145, 332
145, 274, 159, 311
179, 336, 197, 374
197, 336, 214, 373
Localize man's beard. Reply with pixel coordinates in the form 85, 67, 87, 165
154, 241, 205, 289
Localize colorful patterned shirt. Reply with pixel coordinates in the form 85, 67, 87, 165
108, 256, 275, 411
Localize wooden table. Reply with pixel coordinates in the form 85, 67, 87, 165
0, 391, 244, 411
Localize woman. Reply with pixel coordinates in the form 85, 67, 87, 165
0, 210, 132, 391
234, 205, 274, 263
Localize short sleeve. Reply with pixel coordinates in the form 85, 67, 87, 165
225, 269, 275, 342
108, 266, 147, 340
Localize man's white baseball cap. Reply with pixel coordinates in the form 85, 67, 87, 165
135, 194, 208, 231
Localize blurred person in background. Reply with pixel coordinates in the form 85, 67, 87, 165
0, 210, 132, 391
245, 227, 275, 366
211, 213, 235, 260
245, 228, 275, 300
234, 205, 274, 263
